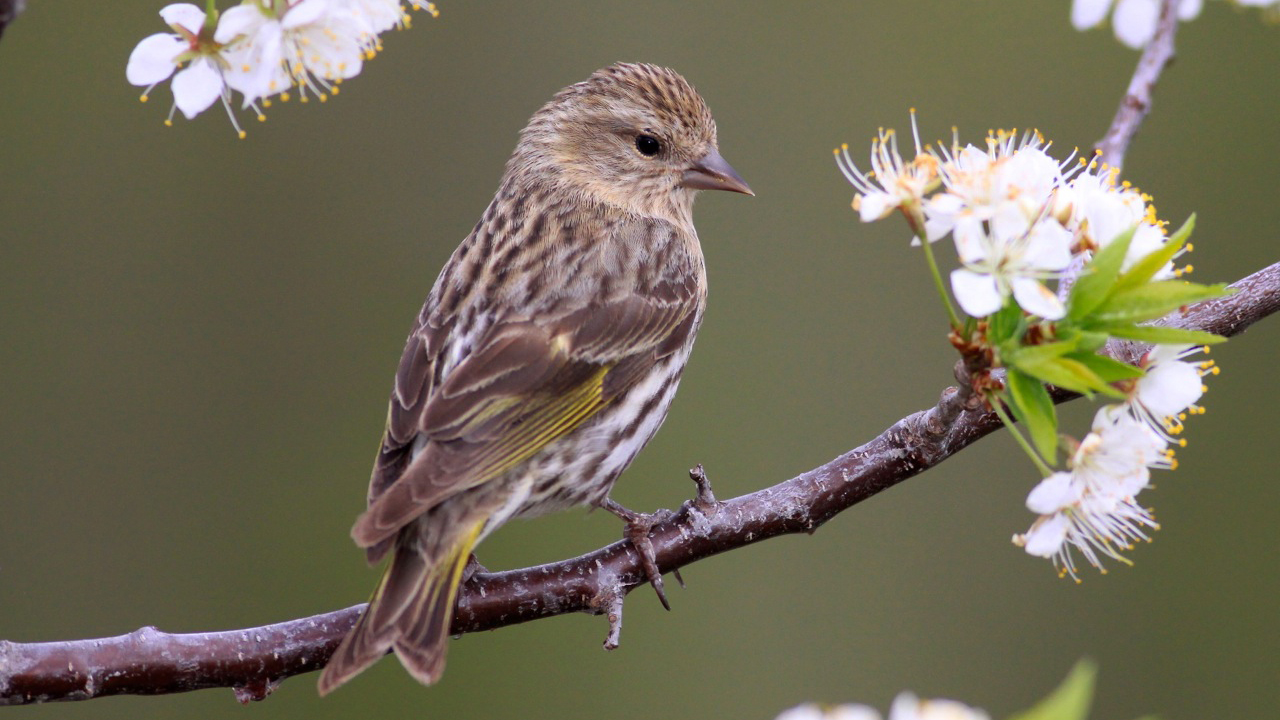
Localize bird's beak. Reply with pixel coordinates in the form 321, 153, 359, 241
681, 149, 754, 196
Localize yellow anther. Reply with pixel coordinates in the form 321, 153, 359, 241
139, 94, 149, 103
319, 94, 328, 102
257, 114, 266, 122
331, 86, 340, 95
164, 119, 173, 127
263, 99, 272, 108
238, 130, 246, 139
281, 92, 291, 102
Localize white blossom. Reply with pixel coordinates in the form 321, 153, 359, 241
835, 112, 939, 230
1121, 344, 1216, 446
216, 0, 366, 107
126, 4, 244, 132
1015, 407, 1170, 580
949, 209, 1073, 319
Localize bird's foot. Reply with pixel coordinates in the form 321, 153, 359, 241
598, 498, 676, 610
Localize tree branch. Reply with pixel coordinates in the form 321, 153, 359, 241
2, 261, 1276, 706
1095, 0, 1181, 169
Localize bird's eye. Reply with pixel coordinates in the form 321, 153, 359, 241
635, 134, 662, 157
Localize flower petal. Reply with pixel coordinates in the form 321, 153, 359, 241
1113, 0, 1158, 49
215, 4, 266, 43
951, 268, 1004, 318
856, 192, 895, 222
1071, 0, 1113, 29
1010, 277, 1065, 319
126, 33, 185, 86
1178, 0, 1203, 21
282, 0, 329, 29
1027, 472, 1078, 514
159, 3, 206, 33
1022, 513, 1069, 558
171, 59, 224, 119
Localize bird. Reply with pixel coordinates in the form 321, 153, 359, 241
317, 62, 752, 695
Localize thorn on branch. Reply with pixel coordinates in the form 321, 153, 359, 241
687, 464, 718, 514
588, 583, 626, 651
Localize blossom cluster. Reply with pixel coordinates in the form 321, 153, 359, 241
776, 693, 989, 720
835, 114, 1227, 579
836, 116, 1180, 323
1014, 344, 1217, 579
126, 0, 438, 137
1072, 0, 1280, 49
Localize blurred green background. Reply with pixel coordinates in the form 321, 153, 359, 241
1, 1, 1277, 718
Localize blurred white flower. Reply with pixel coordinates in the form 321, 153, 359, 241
887, 692, 991, 720
1071, 0, 1202, 49
1070, 0, 1198, 48
126, 4, 245, 133
776, 703, 881, 720
776, 693, 989, 720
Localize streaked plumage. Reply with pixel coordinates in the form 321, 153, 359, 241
317, 62, 751, 695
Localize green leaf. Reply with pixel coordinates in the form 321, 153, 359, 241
1090, 281, 1230, 325
1005, 369, 1059, 461
1102, 324, 1228, 346
1004, 339, 1080, 367
987, 299, 1024, 345
1076, 330, 1111, 353
1007, 659, 1097, 720
1067, 224, 1136, 321
1112, 213, 1195, 294
1014, 355, 1124, 397
1068, 351, 1144, 383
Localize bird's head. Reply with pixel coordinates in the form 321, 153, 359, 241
511, 62, 752, 224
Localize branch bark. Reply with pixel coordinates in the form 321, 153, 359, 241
2, 261, 1277, 705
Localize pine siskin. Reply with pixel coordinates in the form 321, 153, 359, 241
317, 62, 752, 694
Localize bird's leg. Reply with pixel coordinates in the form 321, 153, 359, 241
598, 497, 674, 611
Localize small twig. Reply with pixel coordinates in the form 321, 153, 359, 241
1095, 0, 1181, 170
2, 261, 1276, 706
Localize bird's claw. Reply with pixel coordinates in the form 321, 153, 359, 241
599, 498, 673, 610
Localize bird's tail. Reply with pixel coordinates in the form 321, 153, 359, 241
317, 519, 485, 695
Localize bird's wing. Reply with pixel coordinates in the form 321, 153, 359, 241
351, 277, 700, 552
